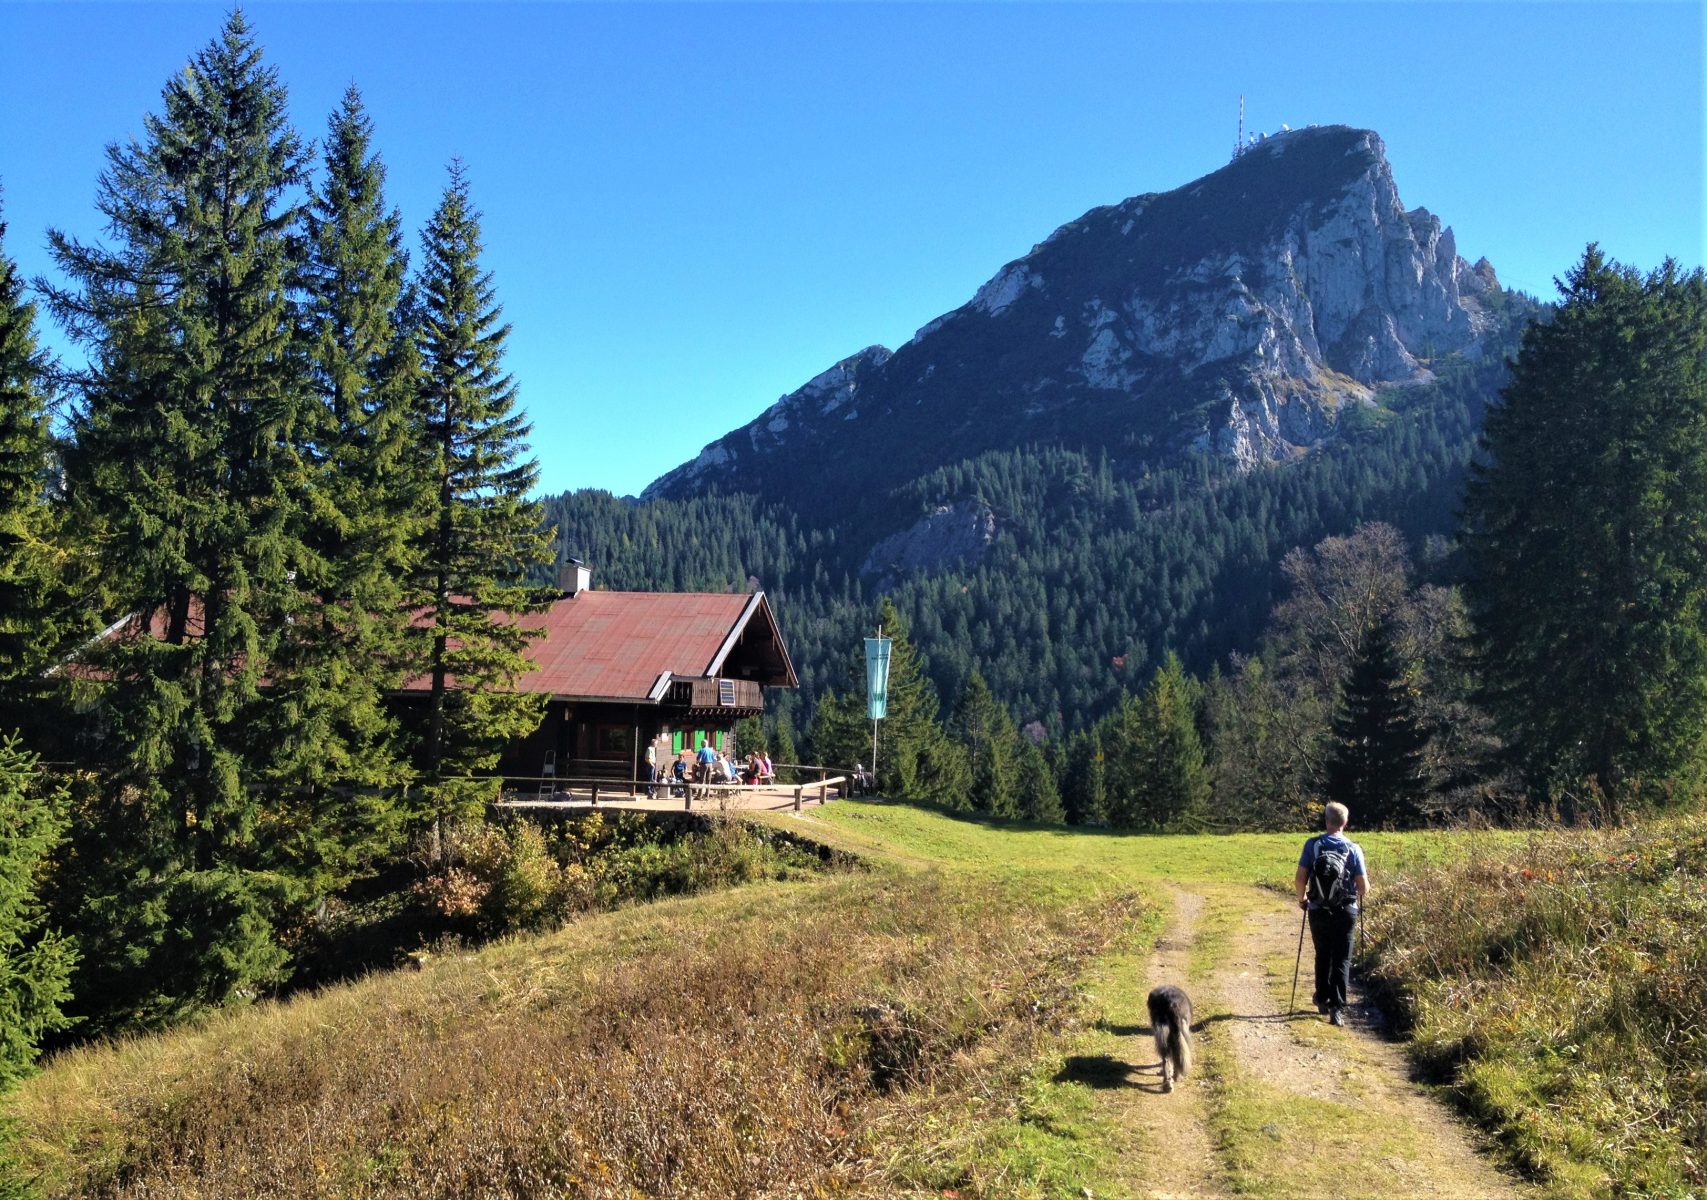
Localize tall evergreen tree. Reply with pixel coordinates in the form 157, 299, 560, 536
253, 86, 422, 887
1462, 249, 1707, 810
767, 713, 798, 785
1060, 727, 1109, 825
864, 598, 961, 804
805, 688, 866, 779
1322, 613, 1429, 828
0, 195, 77, 1110
1204, 656, 1321, 831
0, 738, 74, 1091
1108, 654, 1211, 829
949, 669, 1017, 816
44, 13, 320, 1025
408, 162, 552, 834
1013, 737, 1065, 823
0, 187, 83, 732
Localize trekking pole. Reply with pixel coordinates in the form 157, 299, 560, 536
1288, 904, 1307, 1015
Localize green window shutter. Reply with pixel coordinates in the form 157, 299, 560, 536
672, 730, 683, 754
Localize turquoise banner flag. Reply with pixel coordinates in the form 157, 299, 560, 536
864, 637, 892, 720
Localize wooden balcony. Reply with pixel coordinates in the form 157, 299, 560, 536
662, 675, 763, 711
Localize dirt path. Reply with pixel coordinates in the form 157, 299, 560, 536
1074, 883, 1536, 1200
1067, 886, 1227, 1199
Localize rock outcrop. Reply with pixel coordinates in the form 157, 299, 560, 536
644, 126, 1501, 512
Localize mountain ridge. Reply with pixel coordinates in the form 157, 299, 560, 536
644, 125, 1500, 514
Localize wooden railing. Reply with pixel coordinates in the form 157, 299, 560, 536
491, 766, 846, 812
662, 676, 763, 709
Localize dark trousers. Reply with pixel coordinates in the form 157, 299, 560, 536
1308, 907, 1357, 1011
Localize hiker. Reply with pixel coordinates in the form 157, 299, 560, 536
644, 742, 658, 799
1294, 801, 1369, 1027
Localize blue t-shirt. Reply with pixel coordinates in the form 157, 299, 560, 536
1298, 832, 1367, 912
696, 744, 716, 764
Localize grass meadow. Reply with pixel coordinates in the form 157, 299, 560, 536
8, 801, 1693, 1197
1366, 815, 1707, 1200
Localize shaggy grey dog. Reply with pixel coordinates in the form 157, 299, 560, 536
1147, 985, 1194, 1092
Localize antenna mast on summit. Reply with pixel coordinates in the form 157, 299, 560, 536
1232, 95, 1245, 160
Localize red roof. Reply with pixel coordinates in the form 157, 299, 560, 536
508, 590, 766, 700
79, 589, 795, 703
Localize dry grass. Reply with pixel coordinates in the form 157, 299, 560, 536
9, 865, 1144, 1199
1366, 817, 1707, 1199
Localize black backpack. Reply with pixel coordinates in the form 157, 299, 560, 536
1308, 836, 1356, 911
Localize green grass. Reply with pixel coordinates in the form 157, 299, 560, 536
7, 799, 1550, 1199
1211, 1074, 1418, 1199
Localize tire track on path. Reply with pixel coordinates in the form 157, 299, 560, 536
1199, 885, 1538, 1199
1071, 885, 1226, 1200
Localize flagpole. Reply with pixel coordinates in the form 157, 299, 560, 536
872, 624, 881, 786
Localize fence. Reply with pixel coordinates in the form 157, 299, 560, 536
489, 764, 848, 812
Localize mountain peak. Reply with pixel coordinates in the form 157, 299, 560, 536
643, 125, 1500, 509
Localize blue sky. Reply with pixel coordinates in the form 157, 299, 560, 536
3, 2, 1702, 499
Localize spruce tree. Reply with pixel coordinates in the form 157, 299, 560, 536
805, 688, 865, 777
769, 715, 798, 785
45, 13, 315, 1024
949, 669, 1018, 816
1109, 655, 1211, 830
1061, 727, 1109, 825
1322, 614, 1429, 829
0, 737, 73, 1091
409, 162, 553, 833
0, 187, 83, 731
253, 87, 421, 887
1014, 737, 1065, 823
1463, 249, 1707, 810
0, 196, 77, 1106
866, 598, 959, 803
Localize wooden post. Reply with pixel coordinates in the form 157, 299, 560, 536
793, 785, 804, 812
591, 783, 599, 807
684, 783, 693, 812
819, 779, 828, 805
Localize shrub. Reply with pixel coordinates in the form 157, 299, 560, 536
410, 814, 826, 940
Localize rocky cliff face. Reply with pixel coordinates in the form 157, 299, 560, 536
645, 126, 1500, 508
